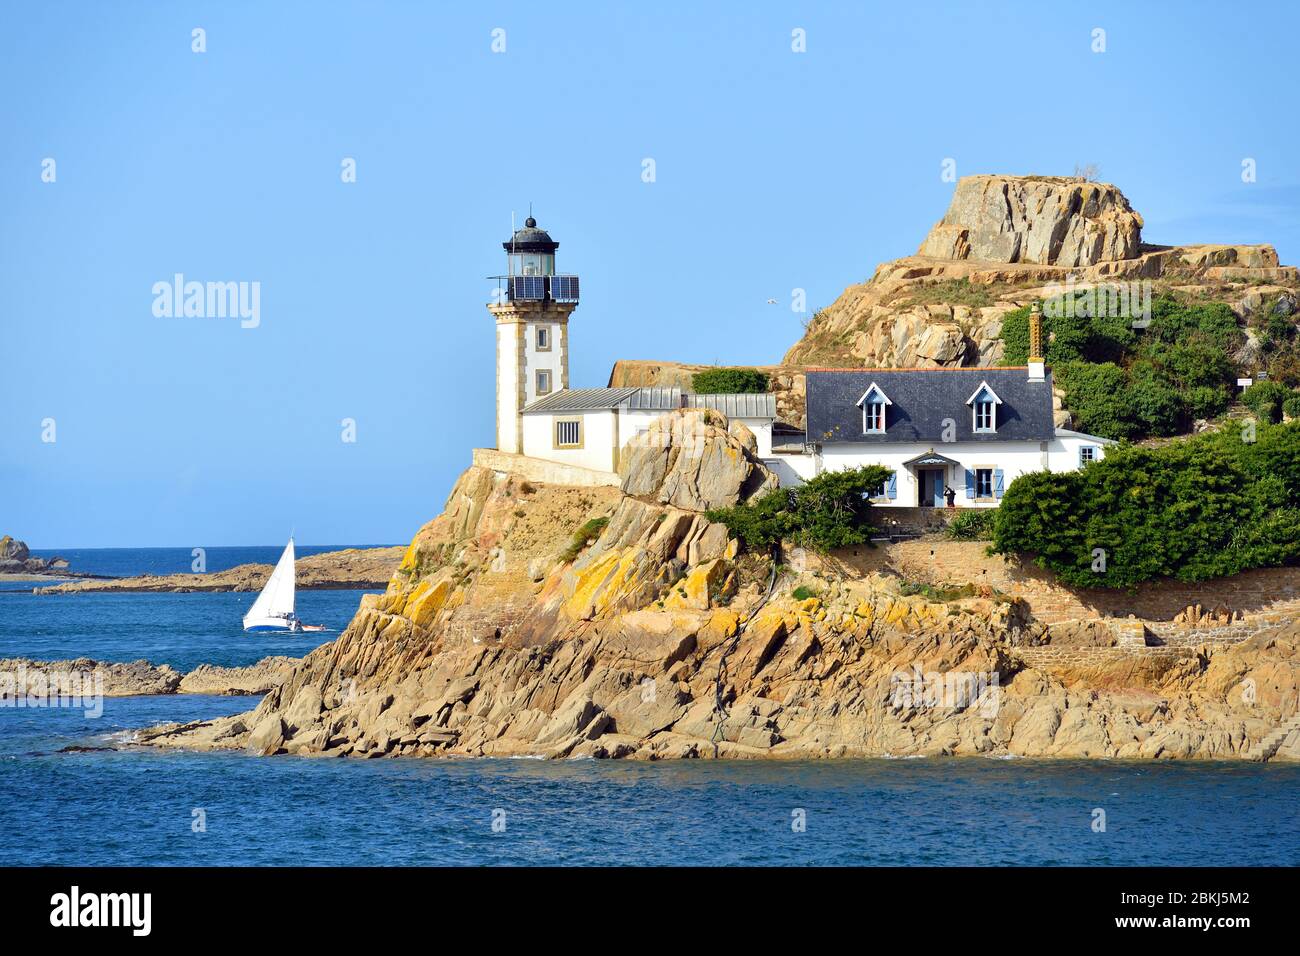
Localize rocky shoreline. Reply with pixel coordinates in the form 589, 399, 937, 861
0, 655, 299, 698
137, 409, 1300, 763
32, 546, 404, 594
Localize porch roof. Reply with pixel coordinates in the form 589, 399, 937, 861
901, 450, 963, 469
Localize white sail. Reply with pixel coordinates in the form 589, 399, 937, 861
243, 537, 296, 631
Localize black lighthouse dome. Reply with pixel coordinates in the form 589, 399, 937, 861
503, 216, 559, 254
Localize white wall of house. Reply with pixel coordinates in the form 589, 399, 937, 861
818, 441, 1045, 507
617, 407, 670, 441
776, 432, 1111, 504
1049, 430, 1110, 471
763, 451, 817, 486
521, 410, 618, 475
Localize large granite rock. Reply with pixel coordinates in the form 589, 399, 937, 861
619, 408, 777, 512
918, 175, 1144, 266
0, 536, 29, 563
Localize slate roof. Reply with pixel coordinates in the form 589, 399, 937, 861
805, 368, 1056, 444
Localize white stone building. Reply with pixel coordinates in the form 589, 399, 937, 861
485, 219, 1110, 504
790, 362, 1113, 508
486, 217, 777, 479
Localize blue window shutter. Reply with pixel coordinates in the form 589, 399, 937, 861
964, 469, 974, 498
887, 472, 897, 499
993, 468, 1005, 498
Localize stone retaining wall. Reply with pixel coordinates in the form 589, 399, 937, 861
1013, 645, 1197, 667
472, 449, 621, 488
838, 539, 1300, 625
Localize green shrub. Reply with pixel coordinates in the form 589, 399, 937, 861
706, 465, 892, 553
1125, 369, 1185, 436
944, 509, 997, 541
999, 304, 1035, 366
1283, 395, 1300, 419
691, 367, 769, 394
990, 422, 1300, 588
1002, 294, 1244, 440
1055, 362, 1138, 440
791, 585, 818, 601
1242, 380, 1293, 424
1185, 385, 1229, 421
561, 517, 609, 563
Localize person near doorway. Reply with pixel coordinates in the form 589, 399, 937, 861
943, 484, 956, 508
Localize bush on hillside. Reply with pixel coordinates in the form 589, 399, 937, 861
990, 422, 1300, 588
1054, 362, 1139, 439
691, 367, 769, 394
1242, 380, 1293, 424
1002, 294, 1244, 440
706, 465, 892, 553
1283, 395, 1300, 420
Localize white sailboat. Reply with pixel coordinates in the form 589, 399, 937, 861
243, 537, 323, 633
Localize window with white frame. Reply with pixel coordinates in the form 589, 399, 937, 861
864, 401, 885, 432
1080, 445, 1098, 465
975, 468, 994, 499
858, 383, 891, 433
536, 326, 550, 350
966, 381, 1001, 434
536, 369, 552, 395
555, 419, 581, 447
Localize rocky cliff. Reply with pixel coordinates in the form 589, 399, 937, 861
917, 175, 1144, 266
142, 408, 1300, 761
612, 175, 1297, 408
784, 174, 1297, 370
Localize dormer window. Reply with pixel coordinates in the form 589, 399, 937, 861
856, 382, 892, 434
965, 381, 1002, 434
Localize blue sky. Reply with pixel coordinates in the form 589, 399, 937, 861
3, 1, 1298, 548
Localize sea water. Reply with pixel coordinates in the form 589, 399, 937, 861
1, 549, 1297, 866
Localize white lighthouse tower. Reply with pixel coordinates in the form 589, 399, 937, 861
488, 216, 580, 454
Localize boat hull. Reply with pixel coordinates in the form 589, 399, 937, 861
244, 618, 295, 633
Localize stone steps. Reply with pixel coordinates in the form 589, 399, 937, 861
1245, 713, 1300, 762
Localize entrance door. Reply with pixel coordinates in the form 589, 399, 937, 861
919, 468, 946, 507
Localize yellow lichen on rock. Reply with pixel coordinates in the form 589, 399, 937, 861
404, 576, 453, 630
664, 559, 731, 611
